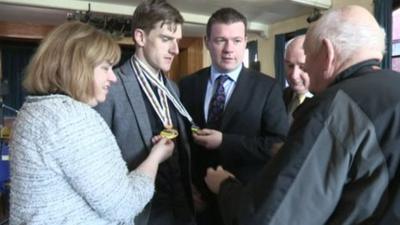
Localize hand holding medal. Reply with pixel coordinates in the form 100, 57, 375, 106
192, 128, 222, 150
150, 135, 175, 163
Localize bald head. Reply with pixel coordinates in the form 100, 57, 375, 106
340, 5, 379, 28
305, 5, 385, 66
285, 35, 305, 59
285, 35, 309, 94
303, 5, 386, 93
337, 5, 385, 58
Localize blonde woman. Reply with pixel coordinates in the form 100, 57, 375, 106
10, 21, 173, 225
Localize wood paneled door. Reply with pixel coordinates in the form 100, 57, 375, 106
168, 37, 203, 82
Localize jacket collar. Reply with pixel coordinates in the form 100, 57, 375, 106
333, 59, 381, 85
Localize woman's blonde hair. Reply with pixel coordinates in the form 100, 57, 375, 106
23, 21, 121, 103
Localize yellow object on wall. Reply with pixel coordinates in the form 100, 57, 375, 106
0, 127, 11, 140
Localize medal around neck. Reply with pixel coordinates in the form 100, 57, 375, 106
130, 57, 197, 140
160, 128, 179, 139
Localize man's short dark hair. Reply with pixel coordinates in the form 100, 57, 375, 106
206, 7, 247, 38
132, 0, 184, 34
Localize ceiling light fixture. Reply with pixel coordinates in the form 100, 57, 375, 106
306, 8, 322, 23
66, 3, 131, 39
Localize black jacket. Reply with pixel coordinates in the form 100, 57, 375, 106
218, 60, 400, 225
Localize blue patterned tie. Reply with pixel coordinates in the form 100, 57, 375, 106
207, 75, 229, 128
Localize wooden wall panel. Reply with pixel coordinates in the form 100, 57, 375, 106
0, 21, 54, 40
0, 21, 203, 83
169, 37, 203, 82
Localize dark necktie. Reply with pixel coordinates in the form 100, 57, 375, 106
207, 75, 229, 128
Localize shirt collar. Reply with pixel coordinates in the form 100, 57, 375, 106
210, 64, 242, 83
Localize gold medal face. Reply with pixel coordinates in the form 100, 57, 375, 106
160, 128, 179, 139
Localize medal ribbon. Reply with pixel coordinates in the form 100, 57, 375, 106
131, 57, 196, 127
131, 57, 172, 128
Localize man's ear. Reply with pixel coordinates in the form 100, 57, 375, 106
204, 36, 210, 50
321, 38, 335, 76
133, 29, 146, 47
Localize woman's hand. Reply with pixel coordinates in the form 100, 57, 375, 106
149, 135, 174, 163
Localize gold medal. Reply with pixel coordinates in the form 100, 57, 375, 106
191, 125, 200, 134
160, 128, 179, 139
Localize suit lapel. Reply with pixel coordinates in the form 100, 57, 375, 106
197, 70, 210, 127
165, 79, 179, 103
119, 61, 153, 148
221, 68, 252, 129
192, 67, 211, 127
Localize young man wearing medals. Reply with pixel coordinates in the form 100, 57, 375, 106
95, 0, 196, 224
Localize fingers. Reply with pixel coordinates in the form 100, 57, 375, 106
208, 166, 234, 178
152, 136, 174, 146
151, 135, 162, 144
204, 166, 226, 194
192, 129, 214, 143
193, 133, 206, 144
150, 137, 174, 163
164, 138, 174, 147
207, 167, 216, 174
193, 129, 222, 150
193, 130, 213, 142
195, 128, 213, 136
206, 166, 224, 174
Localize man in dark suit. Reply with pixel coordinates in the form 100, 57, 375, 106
283, 35, 313, 125
179, 7, 288, 225
95, 1, 195, 225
